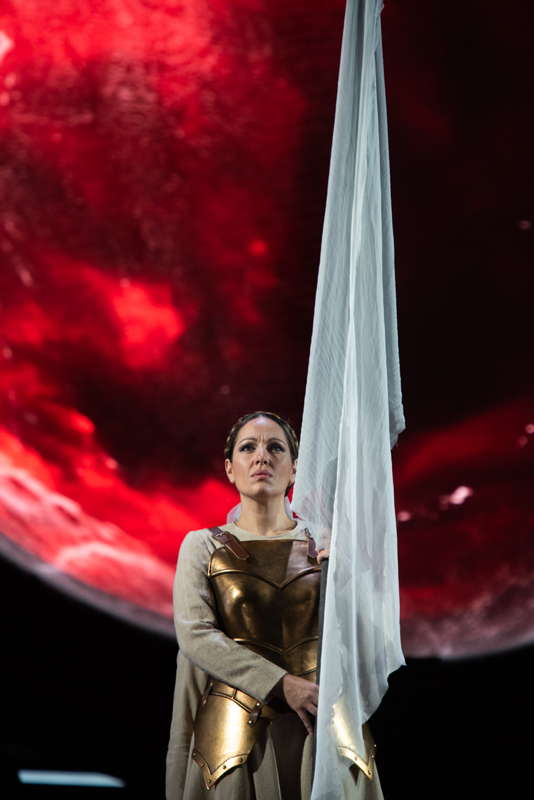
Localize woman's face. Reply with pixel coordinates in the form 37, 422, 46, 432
225, 416, 296, 502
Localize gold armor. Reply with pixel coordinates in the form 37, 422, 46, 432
191, 528, 376, 790
192, 529, 321, 789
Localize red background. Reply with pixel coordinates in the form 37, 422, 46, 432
0, 0, 533, 658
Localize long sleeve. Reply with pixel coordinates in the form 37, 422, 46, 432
165, 652, 207, 800
173, 530, 287, 702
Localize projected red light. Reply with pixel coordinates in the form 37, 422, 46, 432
0, 0, 533, 657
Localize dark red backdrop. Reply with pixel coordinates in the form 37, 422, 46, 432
0, 0, 533, 658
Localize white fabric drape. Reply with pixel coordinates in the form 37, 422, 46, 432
291, 2, 405, 798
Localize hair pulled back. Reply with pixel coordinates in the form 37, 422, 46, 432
224, 411, 299, 463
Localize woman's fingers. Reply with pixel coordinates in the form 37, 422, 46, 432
282, 675, 318, 707
307, 684, 319, 713
297, 707, 314, 735
282, 674, 319, 733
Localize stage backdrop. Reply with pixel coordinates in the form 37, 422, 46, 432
0, 0, 533, 657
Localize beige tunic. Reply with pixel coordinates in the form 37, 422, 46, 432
165, 522, 384, 800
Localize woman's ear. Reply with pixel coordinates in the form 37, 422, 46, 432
224, 458, 235, 485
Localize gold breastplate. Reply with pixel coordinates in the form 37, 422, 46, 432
192, 530, 321, 790
209, 537, 321, 681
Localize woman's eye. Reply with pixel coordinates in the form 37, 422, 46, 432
269, 444, 284, 452
239, 443, 254, 451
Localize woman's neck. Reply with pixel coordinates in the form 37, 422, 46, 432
236, 496, 296, 537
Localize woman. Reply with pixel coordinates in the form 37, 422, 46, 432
165, 411, 383, 799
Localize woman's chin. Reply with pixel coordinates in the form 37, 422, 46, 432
241, 485, 284, 501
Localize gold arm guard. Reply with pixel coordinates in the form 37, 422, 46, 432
192, 680, 280, 790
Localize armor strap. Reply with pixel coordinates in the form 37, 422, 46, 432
209, 527, 250, 560
211, 525, 319, 561
303, 527, 318, 560
207, 680, 279, 722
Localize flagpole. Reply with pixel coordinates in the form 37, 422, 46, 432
313, 556, 329, 775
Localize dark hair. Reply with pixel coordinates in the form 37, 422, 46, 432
224, 411, 299, 462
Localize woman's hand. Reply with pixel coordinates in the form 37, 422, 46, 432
282, 674, 318, 735
317, 548, 329, 563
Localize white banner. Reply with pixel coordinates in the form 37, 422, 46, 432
292, 1, 406, 797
